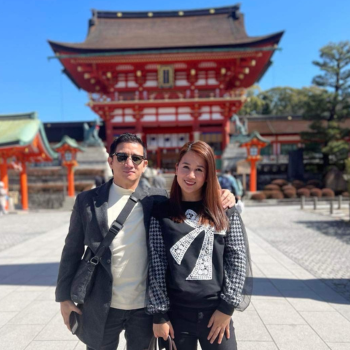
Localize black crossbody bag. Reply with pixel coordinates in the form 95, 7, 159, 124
70, 191, 141, 305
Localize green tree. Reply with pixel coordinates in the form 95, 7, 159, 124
238, 86, 314, 116
301, 41, 350, 167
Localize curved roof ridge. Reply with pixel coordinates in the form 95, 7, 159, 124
91, 4, 241, 19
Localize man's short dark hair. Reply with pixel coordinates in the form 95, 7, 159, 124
109, 133, 147, 158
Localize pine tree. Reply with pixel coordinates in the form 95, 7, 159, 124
301, 41, 350, 167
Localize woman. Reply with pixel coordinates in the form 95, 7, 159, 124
147, 141, 252, 350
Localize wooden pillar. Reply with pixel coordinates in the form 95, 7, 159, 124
222, 119, 230, 151
0, 157, 9, 210
249, 160, 257, 192
157, 149, 161, 169
67, 164, 75, 197
20, 160, 28, 210
0, 157, 8, 189
105, 118, 114, 151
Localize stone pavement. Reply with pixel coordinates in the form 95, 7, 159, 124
0, 208, 349, 349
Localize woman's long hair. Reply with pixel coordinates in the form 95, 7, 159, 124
170, 141, 228, 231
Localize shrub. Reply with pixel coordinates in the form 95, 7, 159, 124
284, 190, 297, 198
282, 185, 296, 193
306, 185, 316, 190
322, 188, 335, 198
310, 188, 322, 197
266, 190, 284, 199
307, 179, 322, 188
251, 193, 266, 201
342, 191, 349, 197
297, 188, 310, 197
264, 184, 280, 191
271, 179, 288, 187
292, 180, 305, 189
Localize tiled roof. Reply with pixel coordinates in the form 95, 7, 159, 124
0, 112, 58, 159
49, 5, 283, 52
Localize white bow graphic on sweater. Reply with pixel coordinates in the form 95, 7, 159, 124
170, 209, 224, 280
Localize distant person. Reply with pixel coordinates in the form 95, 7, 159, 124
152, 169, 166, 189
218, 170, 239, 196
0, 182, 8, 215
137, 173, 151, 192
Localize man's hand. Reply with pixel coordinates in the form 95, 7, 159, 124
207, 310, 231, 344
153, 321, 175, 341
220, 189, 236, 209
60, 300, 82, 331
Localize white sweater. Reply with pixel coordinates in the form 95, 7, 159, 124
108, 182, 147, 310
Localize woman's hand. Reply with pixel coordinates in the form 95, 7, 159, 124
153, 321, 175, 341
220, 189, 236, 209
60, 300, 82, 331
207, 310, 231, 344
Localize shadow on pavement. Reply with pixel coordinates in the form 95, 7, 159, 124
296, 220, 350, 245
0, 263, 349, 305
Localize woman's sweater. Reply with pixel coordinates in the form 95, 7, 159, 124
147, 199, 247, 323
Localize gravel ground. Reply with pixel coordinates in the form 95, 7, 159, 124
0, 211, 71, 252
242, 205, 350, 301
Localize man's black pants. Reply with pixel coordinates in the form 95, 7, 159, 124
87, 307, 153, 350
168, 307, 237, 350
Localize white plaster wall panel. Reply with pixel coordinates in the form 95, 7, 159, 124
164, 134, 172, 147
199, 114, 210, 120
178, 115, 192, 121
124, 116, 134, 122
158, 135, 164, 147
145, 64, 158, 70
171, 134, 178, 147
200, 106, 210, 112
142, 116, 156, 122
178, 133, 189, 145
116, 65, 134, 71
144, 80, 158, 87
127, 81, 138, 88
175, 80, 190, 86
111, 116, 123, 123
115, 81, 126, 88
208, 78, 219, 85
212, 114, 223, 120
198, 62, 217, 68
159, 107, 176, 113
143, 108, 157, 113
178, 107, 191, 113
158, 115, 176, 121
112, 109, 123, 115
147, 134, 158, 147
174, 63, 187, 69
196, 79, 206, 86
212, 106, 221, 112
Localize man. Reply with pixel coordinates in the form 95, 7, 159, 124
57, 134, 235, 350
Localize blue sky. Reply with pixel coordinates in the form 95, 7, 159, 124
0, 0, 349, 122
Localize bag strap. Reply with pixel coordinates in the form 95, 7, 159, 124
147, 336, 177, 350
89, 190, 142, 265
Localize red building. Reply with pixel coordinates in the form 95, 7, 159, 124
49, 5, 283, 170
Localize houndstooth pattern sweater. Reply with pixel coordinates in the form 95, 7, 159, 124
147, 200, 247, 323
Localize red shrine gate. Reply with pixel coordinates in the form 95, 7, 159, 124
49, 5, 283, 170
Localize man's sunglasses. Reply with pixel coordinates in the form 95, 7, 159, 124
111, 152, 146, 165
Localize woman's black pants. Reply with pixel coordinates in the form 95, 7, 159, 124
167, 307, 237, 350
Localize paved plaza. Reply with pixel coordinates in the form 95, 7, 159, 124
0, 206, 349, 349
